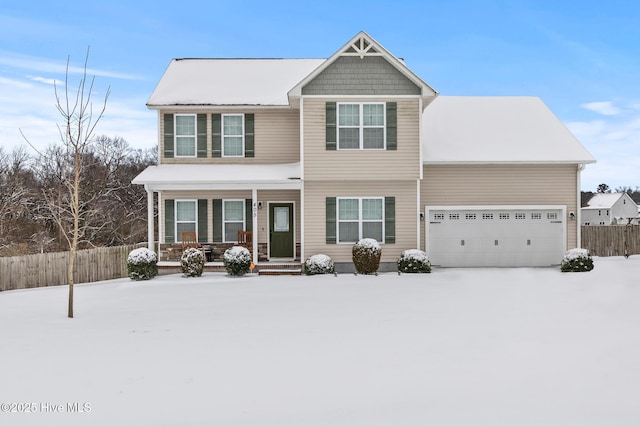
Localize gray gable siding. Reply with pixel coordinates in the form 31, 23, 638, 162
301, 56, 421, 96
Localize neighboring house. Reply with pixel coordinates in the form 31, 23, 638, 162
133, 31, 596, 269
581, 193, 639, 225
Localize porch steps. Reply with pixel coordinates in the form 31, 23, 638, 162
257, 263, 302, 276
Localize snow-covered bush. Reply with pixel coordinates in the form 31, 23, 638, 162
352, 238, 381, 275
223, 246, 252, 277
127, 247, 158, 281
397, 249, 431, 274
561, 248, 594, 272
304, 254, 335, 275
181, 248, 205, 277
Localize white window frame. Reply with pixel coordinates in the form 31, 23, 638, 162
174, 114, 197, 157
223, 199, 246, 243
222, 114, 245, 157
337, 102, 386, 150
175, 199, 198, 242
336, 197, 385, 243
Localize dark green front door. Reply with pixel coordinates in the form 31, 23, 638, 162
269, 203, 294, 258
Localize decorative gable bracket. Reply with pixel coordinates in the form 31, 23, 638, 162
344, 35, 380, 59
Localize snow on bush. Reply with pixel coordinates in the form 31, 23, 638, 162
397, 249, 431, 274
352, 238, 381, 275
127, 247, 158, 281
223, 246, 252, 277
304, 254, 335, 275
561, 248, 594, 272
181, 248, 205, 277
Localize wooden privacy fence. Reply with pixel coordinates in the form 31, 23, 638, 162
581, 225, 640, 257
0, 243, 145, 292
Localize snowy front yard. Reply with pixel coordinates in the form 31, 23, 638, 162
2, 257, 640, 426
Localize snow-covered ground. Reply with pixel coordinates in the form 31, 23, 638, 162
1, 257, 639, 427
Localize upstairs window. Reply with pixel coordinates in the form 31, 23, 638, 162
223, 115, 244, 157
175, 115, 196, 156
338, 103, 385, 150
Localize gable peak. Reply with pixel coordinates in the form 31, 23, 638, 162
343, 33, 380, 58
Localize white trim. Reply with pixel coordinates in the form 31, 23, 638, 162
301, 94, 422, 99
423, 160, 597, 165
145, 181, 301, 192
145, 185, 154, 252
300, 97, 305, 181
222, 199, 246, 243
174, 114, 198, 158
416, 180, 421, 250
148, 105, 296, 111
577, 164, 584, 247
300, 185, 305, 262
252, 189, 258, 265
221, 113, 245, 157
175, 199, 198, 242
157, 110, 163, 165
159, 192, 164, 244
267, 201, 296, 260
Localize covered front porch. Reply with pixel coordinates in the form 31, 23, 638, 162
132, 162, 303, 265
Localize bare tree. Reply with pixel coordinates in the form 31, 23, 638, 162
23, 49, 110, 318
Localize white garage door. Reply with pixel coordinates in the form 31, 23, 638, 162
426, 206, 566, 267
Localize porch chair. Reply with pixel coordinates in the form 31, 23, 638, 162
237, 230, 253, 251
181, 231, 206, 258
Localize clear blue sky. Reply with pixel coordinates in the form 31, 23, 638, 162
1, 0, 639, 191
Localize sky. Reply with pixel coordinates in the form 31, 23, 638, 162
1, 0, 639, 192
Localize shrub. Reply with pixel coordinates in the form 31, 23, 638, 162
352, 238, 381, 274
397, 249, 431, 273
181, 248, 205, 277
561, 248, 594, 272
304, 254, 335, 275
127, 247, 158, 281
223, 246, 252, 277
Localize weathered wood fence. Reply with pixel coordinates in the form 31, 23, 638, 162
0, 243, 145, 292
581, 225, 640, 257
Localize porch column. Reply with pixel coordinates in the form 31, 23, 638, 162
145, 185, 155, 252
252, 188, 258, 264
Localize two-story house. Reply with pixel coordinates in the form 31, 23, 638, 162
133, 31, 595, 269
582, 193, 639, 225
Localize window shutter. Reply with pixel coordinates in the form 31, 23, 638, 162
164, 114, 174, 158
326, 197, 337, 244
244, 114, 255, 158
198, 199, 208, 243
197, 114, 207, 158
212, 114, 222, 158
212, 199, 222, 242
385, 196, 395, 244
164, 199, 175, 244
386, 102, 397, 151
326, 102, 337, 150
245, 199, 253, 231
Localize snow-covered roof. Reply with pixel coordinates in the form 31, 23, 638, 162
422, 96, 596, 164
147, 59, 325, 108
132, 163, 302, 190
586, 193, 628, 208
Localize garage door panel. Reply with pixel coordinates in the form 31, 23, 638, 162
427, 207, 565, 267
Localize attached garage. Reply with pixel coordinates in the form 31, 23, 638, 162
426, 206, 566, 267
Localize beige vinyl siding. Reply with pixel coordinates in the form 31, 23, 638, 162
160, 109, 300, 164
160, 190, 300, 244
302, 98, 421, 181
420, 164, 579, 250
304, 180, 418, 263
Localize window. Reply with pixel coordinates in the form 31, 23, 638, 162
449, 213, 460, 220
531, 212, 542, 220
515, 213, 526, 220
465, 213, 476, 220
434, 213, 445, 221
499, 213, 510, 220
547, 212, 558, 220
175, 200, 197, 240
337, 197, 383, 242
175, 115, 196, 156
338, 103, 385, 149
482, 213, 494, 220
223, 115, 244, 157
223, 200, 245, 242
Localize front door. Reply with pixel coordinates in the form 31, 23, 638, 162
269, 203, 294, 258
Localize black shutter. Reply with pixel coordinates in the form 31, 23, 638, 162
385, 196, 395, 243
326, 102, 337, 150
197, 114, 207, 158
244, 114, 255, 158
245, 199, 253, 231
198, 199, 208, 243
164, 199, 175, 244
212, 114, 222, 158
326, 197, 337, 244
164, 114, 174, 158
213, 199, 222, 242
386, 102, 397, 151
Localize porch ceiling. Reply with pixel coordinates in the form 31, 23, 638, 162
132, 162, 302, 191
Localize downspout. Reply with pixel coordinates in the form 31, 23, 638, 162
577, 164, 585, 248
252, 188, 258, 265
300, 97, 305, 262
